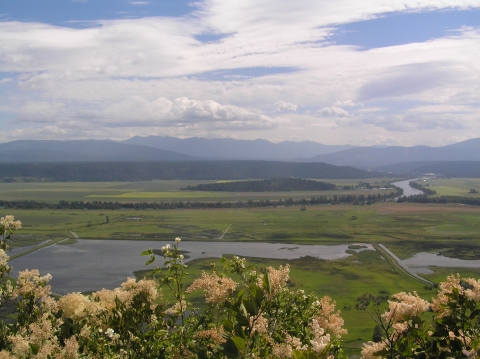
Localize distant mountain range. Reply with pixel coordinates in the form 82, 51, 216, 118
123, 136, 355, 160
302, 138, 480, 169
0, 137, 480, 178
0, 140, 194, 162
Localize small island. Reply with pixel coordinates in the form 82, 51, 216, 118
181, 177, 336, 192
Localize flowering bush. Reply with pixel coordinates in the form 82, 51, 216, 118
359, 275, 480, 359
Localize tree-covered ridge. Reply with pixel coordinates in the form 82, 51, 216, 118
0, 161, 386, 182
181, 177, 336, 192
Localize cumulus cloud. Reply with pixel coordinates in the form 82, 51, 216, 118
15, 96, 281, 132
333, 100, 360, 107
318, 106, 350, 117
275, 101, 297, 112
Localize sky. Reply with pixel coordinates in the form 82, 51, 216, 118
1, 1, 480, 146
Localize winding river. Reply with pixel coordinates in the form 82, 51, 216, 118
391, 179, 424, 197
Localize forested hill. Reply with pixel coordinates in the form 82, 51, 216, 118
182, 178, 336, 192
0, 161, 384, 182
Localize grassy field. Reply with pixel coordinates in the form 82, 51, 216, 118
9, 202, 480, 257
419, 178, 480, 197
0, 179, 398, 203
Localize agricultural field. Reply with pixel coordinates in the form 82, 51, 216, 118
420, 177, 480, 197
0, 178, 399, 203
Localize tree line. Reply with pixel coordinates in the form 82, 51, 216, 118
408, 181, 437, 195
181, 177, 336, 192
0, 192, 399, 211
397, 194, 480, 206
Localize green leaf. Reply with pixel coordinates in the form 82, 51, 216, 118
231, 336, 246, 351
141, 249, 153, 256
145, 258, 155, 265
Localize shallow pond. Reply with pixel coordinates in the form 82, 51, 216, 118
10, 240, 373, 294
402, 252, 480, 274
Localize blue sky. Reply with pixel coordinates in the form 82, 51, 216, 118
0, 0, 479, 146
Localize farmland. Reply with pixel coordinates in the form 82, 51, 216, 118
418, 177, 480, 197
0, 178, 397, 203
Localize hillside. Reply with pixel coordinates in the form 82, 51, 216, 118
181, 177, 336, 191
0, 140, 194, 162
0, 161, 383, 182
378, 161, 480, 177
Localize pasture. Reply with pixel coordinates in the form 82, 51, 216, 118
420, 177, 480, 197
0, 179, 397, 203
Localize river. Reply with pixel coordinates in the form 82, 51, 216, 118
391, 179, 424, 197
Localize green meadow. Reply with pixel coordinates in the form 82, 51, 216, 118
0, 179, 397, 203
421, 177, 480, 197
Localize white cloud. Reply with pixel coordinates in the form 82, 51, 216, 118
333, 100, 360, 107
15, 96, 282, 132
318, 106, 350, 117
275, 101, 297, 112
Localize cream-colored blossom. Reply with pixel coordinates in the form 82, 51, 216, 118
361, 341, 387, 359
0, 351, 15, 359
186, 271, 237, 304
165, 300, 187, 316
250, 314, 268, 335
309, 318, 331, 353
313, 296, 347, 338
272, 343, 293, 358
464, 278, 480, 302
194, 329, 226, 348
58, 292, 91, 320
0, 249, 10, 268
382, 291, 430, 323
13, 269, 56, 312
7, 335, 30, 358
432, 274, 462, 317
258, 264, 290, 297
286, 334, 306, 351
62, 337, 80, 359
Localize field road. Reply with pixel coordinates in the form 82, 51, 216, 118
219, 224, 232, 240
375, 244, 434, 286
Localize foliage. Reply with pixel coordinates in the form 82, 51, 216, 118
0, 161, 384, 182
181, 178, 336, 192
358, 275, 480, 358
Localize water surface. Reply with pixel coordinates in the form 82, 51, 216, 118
11, 240, 373, 294
391, 179, 423, 197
